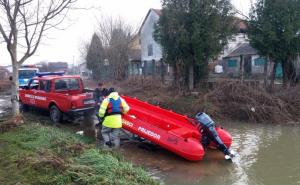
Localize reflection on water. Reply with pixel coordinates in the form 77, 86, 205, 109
121, 122, 300, 185
0, 97, 11, 116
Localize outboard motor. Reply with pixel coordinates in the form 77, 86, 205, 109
195, 112, 215, 127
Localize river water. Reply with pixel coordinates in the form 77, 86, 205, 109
121, 121, 300, 185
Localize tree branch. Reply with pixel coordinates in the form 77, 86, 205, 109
0, 23, 9, 42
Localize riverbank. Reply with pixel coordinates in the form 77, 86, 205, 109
0, 120, 159, 185
114, 77, 300, 124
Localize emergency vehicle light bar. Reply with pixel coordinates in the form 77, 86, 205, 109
36, 71, 65, 77
21, 64, 36, 68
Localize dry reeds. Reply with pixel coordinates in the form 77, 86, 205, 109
198, 82, 295, 123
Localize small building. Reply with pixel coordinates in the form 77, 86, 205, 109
47, 62, 68, 72
78, 62, 92, 79
0, 66, 10, 80
223, 43, 267, 78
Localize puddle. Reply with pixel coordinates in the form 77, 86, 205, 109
0, 96, 11, 117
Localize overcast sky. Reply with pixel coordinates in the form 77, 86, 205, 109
0, 0, 251, 67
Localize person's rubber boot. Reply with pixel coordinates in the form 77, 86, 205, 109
101, 142, 113, 151
101, 132, 112, 150
112, 138, 120, 149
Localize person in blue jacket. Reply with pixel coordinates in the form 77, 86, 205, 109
195, 112, 234, 159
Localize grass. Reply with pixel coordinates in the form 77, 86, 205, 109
0, 122, 159, 185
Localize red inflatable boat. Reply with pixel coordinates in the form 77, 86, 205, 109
121, 96, 232, 161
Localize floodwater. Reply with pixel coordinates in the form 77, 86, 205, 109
121, 122, 300, 185
0, 96, 11, 117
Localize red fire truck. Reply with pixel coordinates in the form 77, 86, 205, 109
19, 72, 95, 123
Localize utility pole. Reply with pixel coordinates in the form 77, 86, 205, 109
73, 56, 75, 74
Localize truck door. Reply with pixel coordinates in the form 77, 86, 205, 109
52, 79, 69, 112
25, 79, 39, 106
36, 80, 50, 109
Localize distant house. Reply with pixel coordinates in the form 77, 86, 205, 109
140, 9, 251, 78
140, 8, 168, 76
223, 43, 267, 78
47, 62, 68, 72
218, 19, 249, 60
78, 62, 92, 79
0, 66, 10, 80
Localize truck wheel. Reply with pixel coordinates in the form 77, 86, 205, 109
19, 102, 29, 112
50, 105, 63, 123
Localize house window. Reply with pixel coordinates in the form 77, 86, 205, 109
81, 71, 89, 77
228, 59, 238, 67
148, 44, 153, 56
254, 58, 265, 66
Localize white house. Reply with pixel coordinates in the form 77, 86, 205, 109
140, 9, 164, 75
140, 9, 249, 76
218, 20, 249, 60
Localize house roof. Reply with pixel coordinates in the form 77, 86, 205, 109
0, 66, 9, 73
138, 8, 162, 34
224, 43, 257, 58
78, 62, 86, 67
152, 9, 162, 16
139, 9, 247, 34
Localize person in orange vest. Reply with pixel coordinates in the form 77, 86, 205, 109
98, 88, 130, 149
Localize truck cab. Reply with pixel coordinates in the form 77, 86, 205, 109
19, 65, 39, 87
19, 72, 95, 123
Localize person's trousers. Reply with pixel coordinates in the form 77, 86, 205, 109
101, 125, 120, 148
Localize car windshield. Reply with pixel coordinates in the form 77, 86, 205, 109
19, 70, 37, 79
55, 78, 80, 91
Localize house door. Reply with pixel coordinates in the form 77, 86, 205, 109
244, 56, 252, 76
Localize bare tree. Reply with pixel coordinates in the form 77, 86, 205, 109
97, 16, 137, 80
0, 0, 77, 116
78, 39, 90, 63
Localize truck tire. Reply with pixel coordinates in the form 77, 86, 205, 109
19, 101, 29, 112
50, 105, 63, 123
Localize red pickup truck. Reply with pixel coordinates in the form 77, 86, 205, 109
19, 72, 95, 123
